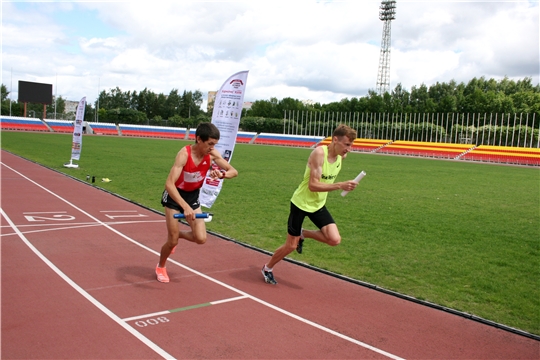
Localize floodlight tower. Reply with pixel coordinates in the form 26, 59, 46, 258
376, 0, 397, 95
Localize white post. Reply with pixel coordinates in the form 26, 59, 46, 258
298, 110, 301, 135
316, 111, 320, 136
463, 113, 469, 144
524, 113, 529, 147
398, 112, 401, 140
54, 73, 58, 120
289, 110, 293, 135
487, 113, 492, 145
9, 67, 12, 116
509, 113, 516, 146
379, 113, 383, 140
431, 113, 435, 142
531, 113, 540, 149
430, 113, 434, 143
423, 113, 427, 142
96, 77, 100, 123
292, 110, 295, 135
473, 113, 478, 145
499, 113, 504, 146
364, 112, 367, 138
529, 113, 540, 148
517, 113, 523, 147
389, 113, 394, 140
412, 113, 416, 141
385, 113, 389, 140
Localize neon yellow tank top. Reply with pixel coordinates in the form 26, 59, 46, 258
291, 145, 342, 212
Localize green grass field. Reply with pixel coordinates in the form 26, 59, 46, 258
2, 131, 539, 335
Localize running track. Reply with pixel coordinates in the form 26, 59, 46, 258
1, 150, 538, 359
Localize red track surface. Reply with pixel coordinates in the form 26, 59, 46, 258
1, 150, 538, 359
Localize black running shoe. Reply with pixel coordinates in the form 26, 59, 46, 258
261, 266, 277, 285
296, 239, 304, 254
296, 229, 305, 254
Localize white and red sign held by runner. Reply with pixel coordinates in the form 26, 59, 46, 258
200, 71, 249, 208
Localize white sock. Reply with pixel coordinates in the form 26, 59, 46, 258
264, 265, 272, 272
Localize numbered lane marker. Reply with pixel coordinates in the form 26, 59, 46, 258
122, 295, 248, 323
24, 211, 76, 222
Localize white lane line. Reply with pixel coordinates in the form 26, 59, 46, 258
1, 162, 405, 360
0, 220, 165, 237
0, 208, 175, 360
211, 295, 248, 305
1, 219, 163, 229
23, 211, 68, 214
122, 295, 249, 322
123, 311, 171, 322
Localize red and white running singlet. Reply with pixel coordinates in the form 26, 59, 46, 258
174, 145, 211, 191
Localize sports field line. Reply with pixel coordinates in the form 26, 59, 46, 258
0, 208, 175, 360
1, 162, 405, 360
0, 220, 164, 237
122, 295, 249, 322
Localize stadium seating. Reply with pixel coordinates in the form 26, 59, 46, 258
0, 116, 49, 132
318, 137, 392, 152
377, 141, 475, 159
4, 116, 537, 166
254, 133, 325, 147
460, 145, 540, 166
236, 131, 257, 144
45, 119, 74, 133
87, 122, 119, 135
119, 124, 188, 139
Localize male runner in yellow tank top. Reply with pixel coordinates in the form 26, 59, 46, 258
262, 124, 359, 285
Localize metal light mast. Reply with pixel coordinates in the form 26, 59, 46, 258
376, 0, 396, 95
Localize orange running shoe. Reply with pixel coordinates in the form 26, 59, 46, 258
155, 265, 169, 283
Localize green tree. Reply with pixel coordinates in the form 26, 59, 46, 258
248, 97, 281, 118
1, 84, 11, 115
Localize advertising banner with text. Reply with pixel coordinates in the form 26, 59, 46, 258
200, 71, 249, 208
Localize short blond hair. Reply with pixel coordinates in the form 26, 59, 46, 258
333, 124, 357, 142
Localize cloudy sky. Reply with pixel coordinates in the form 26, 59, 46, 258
2, 1, 538, 110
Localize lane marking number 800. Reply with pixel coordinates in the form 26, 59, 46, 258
135, 317, 170, 327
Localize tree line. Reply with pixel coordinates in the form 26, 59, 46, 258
245, 77, 539, 119
1, 76, 538, 132
0, 85, 205, 128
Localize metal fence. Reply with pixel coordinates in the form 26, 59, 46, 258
282, 111, 539, 148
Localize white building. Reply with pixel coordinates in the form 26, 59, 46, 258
64, 100, 79, 114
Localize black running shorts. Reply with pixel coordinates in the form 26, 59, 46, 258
161, 188, 200, 212
287, 202, 335, 236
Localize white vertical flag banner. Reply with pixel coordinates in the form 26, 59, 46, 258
64, 97, 86, 168
200, 71, 249, 208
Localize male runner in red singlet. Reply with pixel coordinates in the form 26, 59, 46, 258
156, 122, 238, 283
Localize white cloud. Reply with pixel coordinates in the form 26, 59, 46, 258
2, 1, 538, 110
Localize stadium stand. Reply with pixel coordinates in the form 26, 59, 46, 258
236, 131, 257, 144
460, 145, 540, 166
119, 124, 188, 139
4, 117, 537, 166
87, 122, 119, 135
1, 116, 50, 132
254, 133, 325, 147
352, 139, 393, 152
186, 128, 196, 141
376, 141, 475, 159
318, 137, 392, 152
45, 119, 74, 133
